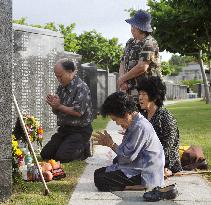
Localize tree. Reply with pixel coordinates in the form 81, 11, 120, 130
181, 79, 202, 91
13, 17, 28, 25
59, 24, 79, 53
125, 8, 137, 17
160, 61, 175, 76
148, 0, 211, 103
169, 54, 196, 76
77, 30, 123, 72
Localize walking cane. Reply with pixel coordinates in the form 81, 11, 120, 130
173, 170, 211, 176
13, 94, 50, 195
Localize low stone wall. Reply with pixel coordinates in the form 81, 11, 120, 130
166, 82, 188, 100
193, 83, 211, 98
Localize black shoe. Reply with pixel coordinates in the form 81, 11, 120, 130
143, 184, 178, 202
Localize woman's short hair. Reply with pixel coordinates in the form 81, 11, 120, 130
137, 76, 166, 107
101, 91, 137, 118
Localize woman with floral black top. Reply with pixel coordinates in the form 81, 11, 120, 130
137, 76, 182, 173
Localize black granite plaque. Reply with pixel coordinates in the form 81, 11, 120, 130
97, 69, 108, 112
80, 63, 98, 117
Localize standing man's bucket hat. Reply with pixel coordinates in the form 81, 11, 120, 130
125, 9, 153, 33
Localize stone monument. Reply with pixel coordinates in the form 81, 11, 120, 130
0, 0, 12, 201
13, 24, 81, 131
80, 63, 97, 117
97, 69, 108, 112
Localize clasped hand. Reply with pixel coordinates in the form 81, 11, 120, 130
92, 130, 114, 148
117, 77, 128, 91
117, 76, 124, 89
46, 94, 61, 109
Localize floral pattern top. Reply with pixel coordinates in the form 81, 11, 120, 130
121, 35, 161, 91
142, 107, 182, 173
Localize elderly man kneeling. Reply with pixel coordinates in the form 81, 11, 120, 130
93, 91, 165, 191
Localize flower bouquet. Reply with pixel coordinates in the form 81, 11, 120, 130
13, 115, 44, 147
12, 115, 44, 179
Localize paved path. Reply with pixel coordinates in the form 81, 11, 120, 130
164, 98, 200, 106
69, 119, 211, 205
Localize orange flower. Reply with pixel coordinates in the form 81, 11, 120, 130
48, 159, 56, 166
38, 127, 44, 134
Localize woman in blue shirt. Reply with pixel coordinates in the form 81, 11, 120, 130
93, 91, 165, 192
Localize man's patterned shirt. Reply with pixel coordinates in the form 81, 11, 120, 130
56, 75, 93, 127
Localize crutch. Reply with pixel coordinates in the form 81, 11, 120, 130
13, 94, 50, 195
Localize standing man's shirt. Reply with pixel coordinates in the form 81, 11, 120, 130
56, 75, 93, 127
121, 35, 161, 91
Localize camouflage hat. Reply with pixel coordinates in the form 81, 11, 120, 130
125, 10, 153, 33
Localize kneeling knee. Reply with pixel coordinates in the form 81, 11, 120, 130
55, 150, 83, 163
40, 148, 51, 160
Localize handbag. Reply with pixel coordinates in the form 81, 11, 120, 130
181, 145, 208, 170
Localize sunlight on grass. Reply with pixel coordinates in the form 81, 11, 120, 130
166, 100, 211, 166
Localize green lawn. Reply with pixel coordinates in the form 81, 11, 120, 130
92, 115, 110, 132
4, 116, 110, 205
166, 100, 211, 167
6, 161, 86, 205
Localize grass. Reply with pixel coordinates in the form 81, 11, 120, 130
3, 116, 110, 205
92, 115, 110, 132
166, 100, 211, 179
166, 100, 211, 164
5, 161, 85, 205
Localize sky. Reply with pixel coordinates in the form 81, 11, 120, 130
13, 0, 172, 61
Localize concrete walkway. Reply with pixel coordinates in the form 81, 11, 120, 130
68, 119, 211, 205
164, 98, 201, 106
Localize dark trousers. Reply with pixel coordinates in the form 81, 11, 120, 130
40, 124, 93, 163
94, 167, 142, 192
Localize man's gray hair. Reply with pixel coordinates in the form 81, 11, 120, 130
56, 58, 77, 72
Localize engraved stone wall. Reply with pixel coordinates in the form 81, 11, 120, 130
0, 0, 12, 201
12, 24, 81, 131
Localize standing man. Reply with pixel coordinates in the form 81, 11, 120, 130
118, 9, 161, 102
41, 59, 93, 162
